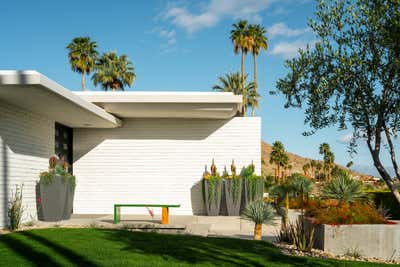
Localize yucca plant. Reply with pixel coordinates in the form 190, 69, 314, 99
288, 217, 314, 252
8, 184, 24, 231
321, 171, 367, 204
241, 200, 275, 240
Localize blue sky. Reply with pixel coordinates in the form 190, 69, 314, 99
0, 0, 397, 174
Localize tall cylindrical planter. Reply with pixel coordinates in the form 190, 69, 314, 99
203, 178, 223, 216
224, 178, 242, 216
38, 175, 68, 221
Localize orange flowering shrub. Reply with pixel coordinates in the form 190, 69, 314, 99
306, 200, 387, 225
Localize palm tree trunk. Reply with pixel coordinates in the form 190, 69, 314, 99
277, 165, 281, 184
251, 106, 255, 117
81, 71, 85, 91
253, 53, 257, 91
241, 50, 247, 117
254, 223, 262, 240
241, 50, 245, 86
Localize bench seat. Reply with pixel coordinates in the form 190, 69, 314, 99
113, 204, 181, 224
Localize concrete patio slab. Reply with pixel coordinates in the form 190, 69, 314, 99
32, 214, 281, 241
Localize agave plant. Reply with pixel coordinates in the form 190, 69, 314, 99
241, 200, 275, 240
288, 217, 314, 252
321, 171, 367, 204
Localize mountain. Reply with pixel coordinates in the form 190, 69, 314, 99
351, 164, 395, 178
261, 141, 373, 179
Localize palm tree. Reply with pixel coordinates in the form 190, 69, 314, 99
269, 141, 289, 183
319, 143, 335, 181
310, 160, 317, 178
248, 24, 268, 92
92, 52, 136, 91
247, 86, 260, 117
230, 20, 252, 116
315, 162, 323, 180
302, 163, 311, 176
213, 72, 255, 116
66, 37, 98, 91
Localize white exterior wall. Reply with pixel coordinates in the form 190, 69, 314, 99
73, 117, 261, 215
0, 100, 54, 227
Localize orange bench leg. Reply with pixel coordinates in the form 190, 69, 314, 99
161, 207, 169, 224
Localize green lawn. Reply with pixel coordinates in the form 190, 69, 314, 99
0, 228, 394, 267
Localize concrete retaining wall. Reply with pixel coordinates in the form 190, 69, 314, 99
313, 223, 400, 260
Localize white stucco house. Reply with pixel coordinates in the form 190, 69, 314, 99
0, 70, 261, 228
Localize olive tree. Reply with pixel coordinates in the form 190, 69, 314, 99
276, 0, 400, 203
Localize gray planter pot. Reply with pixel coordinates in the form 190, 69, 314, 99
203, 179, 223, 216
224, 179, 242, 216
62, 183, 75, 220
38, 175, 68, 221
241, 177, 264, 212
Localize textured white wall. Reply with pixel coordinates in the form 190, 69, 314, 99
0, 100, 54, 227
73, 117, 261, 215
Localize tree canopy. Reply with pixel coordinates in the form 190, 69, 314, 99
66, 37, 98, 90
276, 0, 400, 203
92, 52, 135, 91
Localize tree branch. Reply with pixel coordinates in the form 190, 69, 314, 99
384, 125, 400, 181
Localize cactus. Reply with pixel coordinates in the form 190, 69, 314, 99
49, 155, 58, 169
211, 159, 217, 176
222, 166, 229, 178
202, 165, 211, 180
231, 160, 237, 177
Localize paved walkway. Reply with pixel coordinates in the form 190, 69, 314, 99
34, 214, 282, 241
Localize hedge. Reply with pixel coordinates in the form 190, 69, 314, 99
369, 191, 400, 220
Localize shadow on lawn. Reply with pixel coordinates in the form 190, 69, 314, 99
103, 230, 328, 267
0, 233, 61, 267
0, 231, 99, 267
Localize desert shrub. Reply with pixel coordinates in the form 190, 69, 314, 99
280, 198, 313, 209
321, 172, 368, 204
369, 191, 400, 219
8, 184, 24, 231
307, 201, 386, 225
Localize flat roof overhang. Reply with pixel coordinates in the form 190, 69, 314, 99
0, 71, 121, 128
75, 92, 243, 119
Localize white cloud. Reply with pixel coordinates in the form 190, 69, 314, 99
159, 29, 176, 44
156, 28, 177, 53
267, 22, 309, 38
270, 39, 315, 58
163, 0, 273, 33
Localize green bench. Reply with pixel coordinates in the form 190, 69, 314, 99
113, 204, 181, 224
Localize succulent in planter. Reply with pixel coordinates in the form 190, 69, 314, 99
241, 164, 264, 212
230, 160, 237, 177
224, 173, 242, 216
37, 156, 76, 221
203, 160, 223, 216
